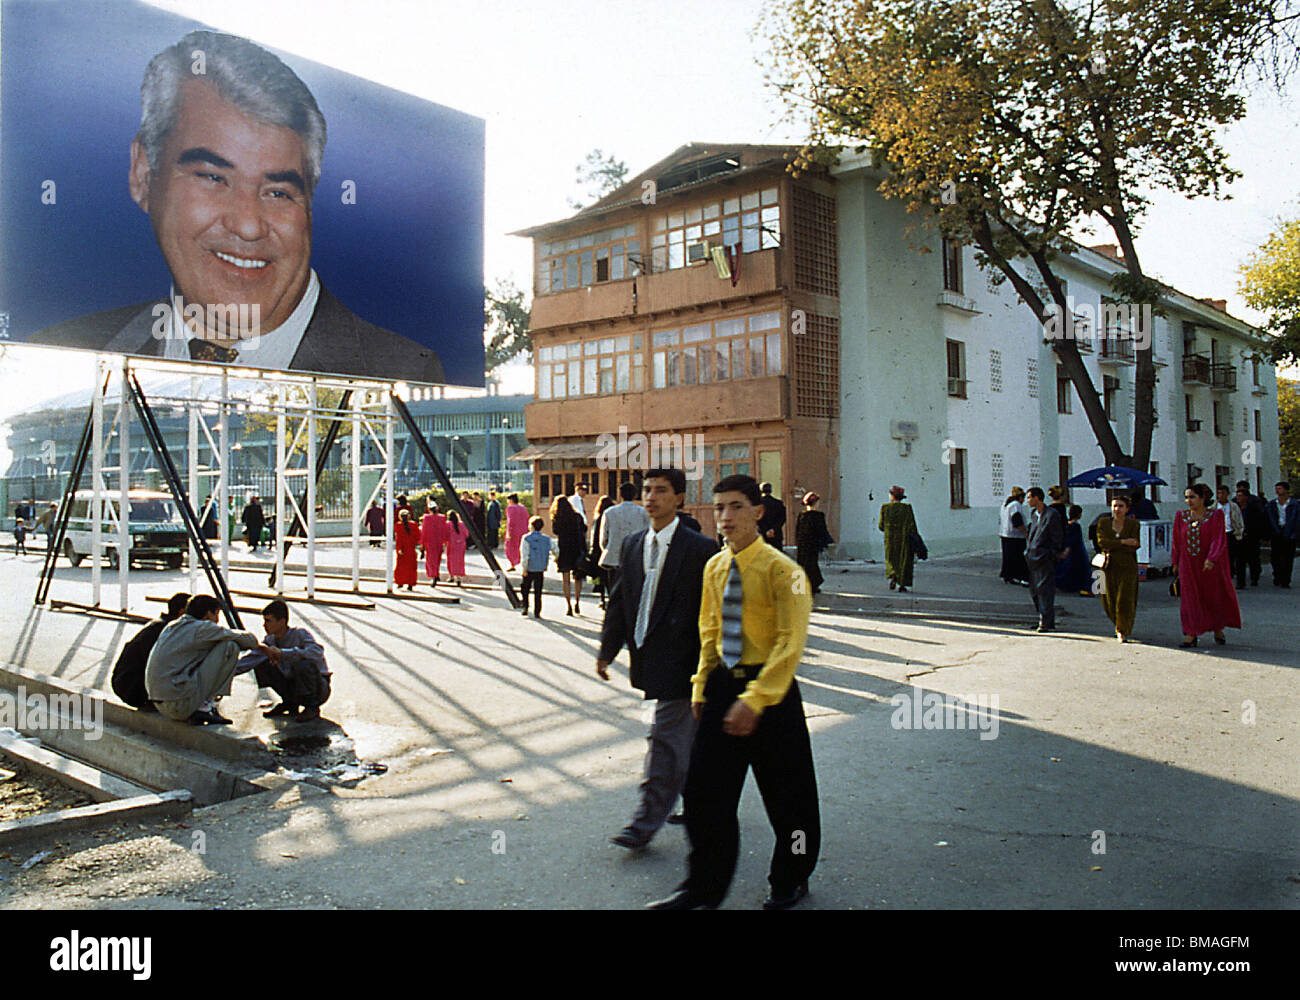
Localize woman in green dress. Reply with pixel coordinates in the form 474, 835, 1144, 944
1096, 494, 1142, 642
878, 485, 918, 592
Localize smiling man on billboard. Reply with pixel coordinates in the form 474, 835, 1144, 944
29, 29, 445, 384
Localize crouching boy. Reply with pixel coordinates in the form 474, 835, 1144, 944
239, 600, 331, 721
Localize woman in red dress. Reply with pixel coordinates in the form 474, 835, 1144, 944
394, 508, 421, 591
1171, 483, 1242, 647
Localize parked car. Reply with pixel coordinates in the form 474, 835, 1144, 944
62, 489, 188, 570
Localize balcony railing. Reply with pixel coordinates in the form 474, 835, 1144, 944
1099, 336, 1135, 364
1211, 363, 1238, 392
1183, 353, 1211, 384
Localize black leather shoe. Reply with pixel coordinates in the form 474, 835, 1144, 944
187, 709, 230, 725
610, 831, 650, 851
263, 702, 296, 718
762, 882, 809, 910
645, 889, 711, 910
666, 812, 686, 825
294, 705, 321, 722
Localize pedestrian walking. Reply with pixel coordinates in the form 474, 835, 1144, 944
589, 494, 615, 608
999, 487, 1029, 584
1172, 483, 1242, 647
485, 489, 503, 548
519, 516, 557, 617
241, 495, 265, 551
795, 491, 834, 595
647, 474, 817, 911
420, 502, 446, 584
878, 485, 917, 592
1235, 481, 1267, 586
598, 482, 650, 602
1024, 486, 1065, 632
597, 467, 717, 851
13, 517, 28, 555
1056, 504, 1092, 596
1266, 481, 1298, 588
503, 493, 529, 571
444, 509, 470, 585
364, 499, 385, 548
393, 508, 420, 591
1096, 495, 1141, 642
1215, 484, 1245, 590
550, 494, 588, 615
757, 481, 787, 548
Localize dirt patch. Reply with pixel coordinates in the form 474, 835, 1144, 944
0, 766, 93, 824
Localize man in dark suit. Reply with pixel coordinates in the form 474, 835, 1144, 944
1024, 486, 1065, 632
758, 481, 787, 548
597, 467, 718, 851
27, 30, 443, 385
1235, 481, 1269, 586
112, 591, 191, 711
1267, 481, 1299, 588
241, 496, 265, 552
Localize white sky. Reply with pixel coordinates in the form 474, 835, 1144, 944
2, 0, 1298, 469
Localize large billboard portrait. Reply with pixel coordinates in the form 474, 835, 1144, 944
0, 0, 485, 386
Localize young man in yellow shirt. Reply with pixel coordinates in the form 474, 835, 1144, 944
647, 474, 819, 910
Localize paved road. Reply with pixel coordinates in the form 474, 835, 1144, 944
0, 544, 1296, 909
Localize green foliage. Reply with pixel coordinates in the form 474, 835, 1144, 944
1278, 378, 1300, 481
484, 278, 531, 371
1240, 214, 1300, 365
569, 148, 629, 209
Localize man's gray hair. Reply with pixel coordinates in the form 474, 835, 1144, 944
136, 30, 326, 196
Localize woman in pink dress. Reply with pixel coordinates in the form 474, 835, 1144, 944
503, 493, 529, 571
421, 503, 447, 584
1172, 483, 1242, 647
444, 509, 470, 585
393, 508, 421, 591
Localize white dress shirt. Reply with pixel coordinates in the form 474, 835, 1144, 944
640, 516, 680, 606
568, 493, 588, 525
161, 269, 321, 371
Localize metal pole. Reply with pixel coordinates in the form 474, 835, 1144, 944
306, 381, 317, 599
275, 381, 286, 596
188, 375, 199, 592
118, 359, 130, 611
219, 371, 230, 584
91, 360, 103, 604
351, 389, 361, 592
385, 391, 394, 595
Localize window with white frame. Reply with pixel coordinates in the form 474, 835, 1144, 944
536, 223, 643, 295
650, 188, 780, 272
535, 334, 645, 400
650, 311, 782, 389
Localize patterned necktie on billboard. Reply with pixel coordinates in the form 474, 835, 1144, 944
188, 338, 239, 364
634, 534, 659, 648
721, 557, 744, 669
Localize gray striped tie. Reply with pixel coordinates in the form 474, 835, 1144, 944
634, 535, 659, 648
721, 557, 744, 669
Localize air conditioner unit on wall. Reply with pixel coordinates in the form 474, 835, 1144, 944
687, 240, 711, 265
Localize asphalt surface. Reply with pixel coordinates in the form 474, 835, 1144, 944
0, 542, 1296, 909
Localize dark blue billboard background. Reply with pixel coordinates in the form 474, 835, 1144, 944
0, 0, 485, 386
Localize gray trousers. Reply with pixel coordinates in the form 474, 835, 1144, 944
153, 640, 244, 721
628, 697, 697, 841
1027, 556, 1057, 629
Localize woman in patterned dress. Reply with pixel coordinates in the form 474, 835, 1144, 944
1171, 483, 1242, 647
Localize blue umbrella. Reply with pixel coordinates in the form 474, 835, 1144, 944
1066, 465, 1167, 489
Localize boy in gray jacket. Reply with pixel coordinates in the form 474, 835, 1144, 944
238, 600, 332, 722
145, 595, 265, 724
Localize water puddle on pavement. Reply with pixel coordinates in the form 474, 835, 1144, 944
266, 725, 388, 788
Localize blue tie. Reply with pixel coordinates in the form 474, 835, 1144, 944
721, 557, 744, 669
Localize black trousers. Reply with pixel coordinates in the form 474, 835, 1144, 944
683, 666, 820, 906
253, 659, 331, 709
1272, 538, 1296, 587
521, 571, 544, 613
1226, 535, 1242, 587
1239, 534, 1261, 586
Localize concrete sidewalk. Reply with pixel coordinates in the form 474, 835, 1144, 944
0, 543, 1297, 909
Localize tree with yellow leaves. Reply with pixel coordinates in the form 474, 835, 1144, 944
762, 0, 1298, 469
1240, 215, 1300, 366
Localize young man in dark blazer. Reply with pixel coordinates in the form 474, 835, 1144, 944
597, 467, 719, 851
